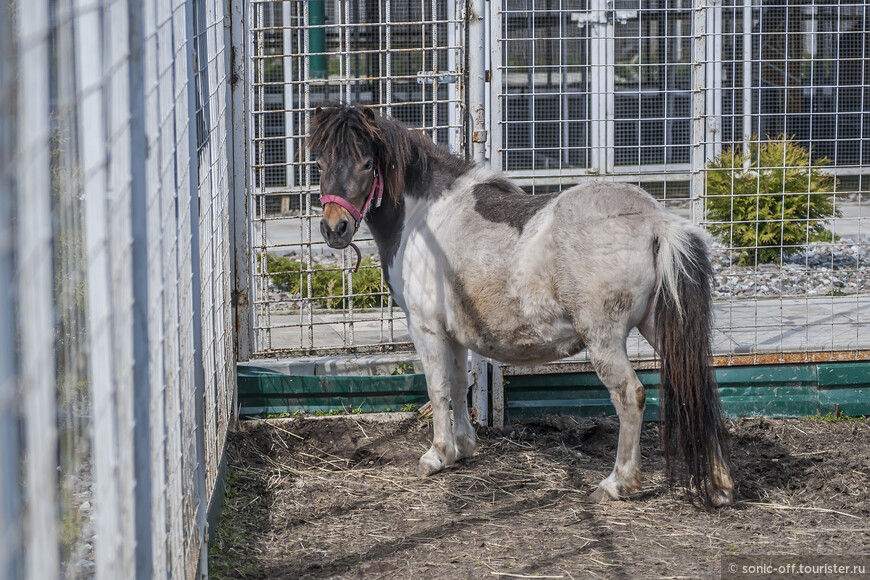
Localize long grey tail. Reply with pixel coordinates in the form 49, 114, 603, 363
654, 225, 730, 507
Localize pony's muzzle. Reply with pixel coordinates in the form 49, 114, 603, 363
320, 206, 354, 249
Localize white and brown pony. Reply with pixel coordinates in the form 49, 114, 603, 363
310, 105, 733, 507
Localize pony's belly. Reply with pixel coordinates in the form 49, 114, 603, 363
461, 320, 586, 366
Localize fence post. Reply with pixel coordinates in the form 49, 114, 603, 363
17, 1, 60, 578
128, 0, 153, 577
184, 0, 209, 576
467, 0, 492, 425
229, 0, 251, 375
0, 2, 21, 575
468, 0, 487, 164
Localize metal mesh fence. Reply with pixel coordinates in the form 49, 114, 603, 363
248, 0, 465, 356
2, 0, 237, 578
491, 0, 870, 365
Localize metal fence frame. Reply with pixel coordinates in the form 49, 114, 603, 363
2, 0, 238, 577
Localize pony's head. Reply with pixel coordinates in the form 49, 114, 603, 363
309, 105, 409, 249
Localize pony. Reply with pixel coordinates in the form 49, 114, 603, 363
309, 104, 733, 507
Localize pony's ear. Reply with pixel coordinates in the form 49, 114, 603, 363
315, 106, 323, 116
361, 106, 376, 122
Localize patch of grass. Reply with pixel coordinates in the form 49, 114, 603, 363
208, 467, 264, 578
391, 362, 416, 375
400, 403, 419, 413
807, 412, 867, 423
265, 254, 385, 309
705, 136, 840, 265
265, 411, 293, 419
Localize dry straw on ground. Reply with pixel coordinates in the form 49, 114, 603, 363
210, 415, 869, 579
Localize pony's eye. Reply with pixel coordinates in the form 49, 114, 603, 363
363, 160, 373, 171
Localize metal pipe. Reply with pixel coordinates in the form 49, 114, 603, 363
691, 0, 707, 224
309, 0, 327, 79
742, 0, 752, 156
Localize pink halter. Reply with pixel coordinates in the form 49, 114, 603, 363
319, 165, 384, 231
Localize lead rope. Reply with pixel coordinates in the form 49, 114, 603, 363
348, 242, 363, 273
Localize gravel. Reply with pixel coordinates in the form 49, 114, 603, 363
711, 239, 870, 298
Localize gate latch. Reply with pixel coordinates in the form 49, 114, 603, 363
416, 70, 458, 85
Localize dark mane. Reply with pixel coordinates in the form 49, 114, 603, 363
309, 104, 472, 203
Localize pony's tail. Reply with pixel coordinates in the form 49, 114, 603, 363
654, 223, 732, 508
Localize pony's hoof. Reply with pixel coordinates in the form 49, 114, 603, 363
590, 486, 618, 503
709, 487, 733, 507
416, 450, 445, 477
455, 435, 477, 460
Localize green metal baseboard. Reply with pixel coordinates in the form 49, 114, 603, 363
238, 365, 429, 417
504, 362, 869, 421
237, 362, 868, 421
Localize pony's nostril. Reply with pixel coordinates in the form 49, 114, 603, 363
336, 219, 348, 236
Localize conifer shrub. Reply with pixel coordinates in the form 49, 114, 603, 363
705, 137, 839, 265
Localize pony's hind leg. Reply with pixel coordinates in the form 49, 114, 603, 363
450, 346, 476, 460
413, 327, 466, 476
588, 340, 646, 502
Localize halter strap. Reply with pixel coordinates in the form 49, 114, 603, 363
319, 165, 384, 230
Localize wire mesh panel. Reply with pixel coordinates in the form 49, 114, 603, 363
490, 0, 870, 364
700, 0, 870, 363
491, 0, 696, 202
77, 0, 140, 574
2, 1, 238, 578
193, 0, 235, 505
144, 0, 206, 576
248, 0, 465, 356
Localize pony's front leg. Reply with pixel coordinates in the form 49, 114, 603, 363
588, 341, 646, 501
412, 327, 468, 476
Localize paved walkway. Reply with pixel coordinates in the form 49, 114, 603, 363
254, 295, 869, 374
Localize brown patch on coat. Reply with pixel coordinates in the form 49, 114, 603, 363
472, 179, 557, 232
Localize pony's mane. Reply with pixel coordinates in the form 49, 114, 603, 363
309, 104, 470, 203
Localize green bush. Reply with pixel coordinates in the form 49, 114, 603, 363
265, 253, 386, 309
705, 137, 840, 265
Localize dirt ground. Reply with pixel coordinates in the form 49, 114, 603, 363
209, 414, 869, 579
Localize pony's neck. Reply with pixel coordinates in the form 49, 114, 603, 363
366, 128, 471, 274
403, 131, 472, 201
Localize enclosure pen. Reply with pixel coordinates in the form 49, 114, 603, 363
241, 0, 868, 422
2, 0, 869, 577
2, 0, 237, 577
